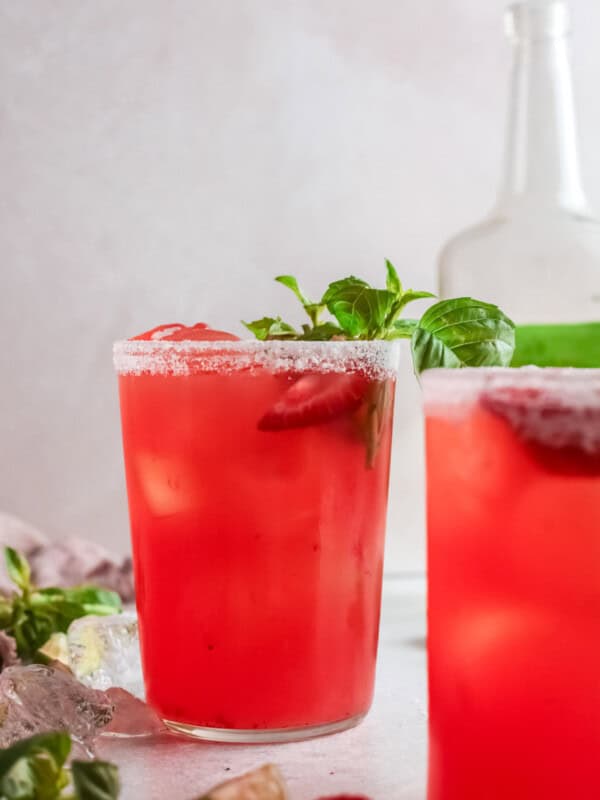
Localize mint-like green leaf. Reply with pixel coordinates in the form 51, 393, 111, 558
323, 278, 396, 338
0, 734, 71, 778
386, 319, 418, 339
71, 761, 120, 800
275, 275, 310, 306
275, 276, 324, 325
385, 260, 402, 295
0, 733, 71, 800
59, 587, 122, 616
299, 322, 344, 340
397, 289, 436, 308
321, 276, 370, 305
5, 548, 31, 594
243, 317, 298, 341
10, 599, 63, 659
411, 297, 515, 374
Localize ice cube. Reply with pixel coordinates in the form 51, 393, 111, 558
103, 687, 165, 737
0, 664, 113, 755
67, 613, 144, 699
135, 452, 205, 517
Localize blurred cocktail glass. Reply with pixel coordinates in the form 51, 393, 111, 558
423, 367, 600, 799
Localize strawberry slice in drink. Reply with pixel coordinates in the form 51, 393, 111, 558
132, 322, 239, 341
258, 373, 369, 431
481, 385, 600, 475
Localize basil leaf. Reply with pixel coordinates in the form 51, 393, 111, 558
323, 279, 396, 338
274, 275, 310, 306
1, 752, 68, 800
71, 761, 120, 800
299, 322, 344, 340
0, 733, 71, 800
243, 317, 298, 341
9, 602, 56, 661
321, 276, 370, 305
396, 289, 436, 310
386, 319, 418, 339
0, 734, 71, 779
57, 587, 122, 616
411, 297, 515, 374
385, 259, 402, 295
4, 548, 31, 594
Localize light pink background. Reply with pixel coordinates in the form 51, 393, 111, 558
1, 0, 600, 572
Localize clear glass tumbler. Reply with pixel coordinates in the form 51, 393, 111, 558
114, 338, 399, 742
423, 367, 600, 799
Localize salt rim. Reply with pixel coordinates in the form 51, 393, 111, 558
422, 366, 600, 411
113, 339, 401, 379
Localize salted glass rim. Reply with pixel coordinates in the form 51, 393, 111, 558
113, 337, 401, 378
421, 366, 600, 408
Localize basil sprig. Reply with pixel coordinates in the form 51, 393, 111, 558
244, 260, 515, 372
1, 548, 121, 662
0, 732, 120, 800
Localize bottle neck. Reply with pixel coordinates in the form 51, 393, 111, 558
497, 4, 587, 213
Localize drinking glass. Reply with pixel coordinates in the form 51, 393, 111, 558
423, 367, 600, 799
114, 338, 399, 742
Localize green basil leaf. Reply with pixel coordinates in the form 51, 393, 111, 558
0, 733, 71, 790
323, 279, 396, 338
9, 603, 56, 661
1, 752, 69, 800
274, 275, 311, 306
299, 322, 344, 341
385, 259, 402, 295
59, 587, 122, 616
4, 549, 31, 594
386, 319, 419, 339
243, 317, 298, 341
71, 761, 120, 800
397, 289, 436, 309
411, 297, 515, 374
321, 276, 370, 305
0, 596, 14, 628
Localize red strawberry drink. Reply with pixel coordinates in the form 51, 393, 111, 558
423, 368, 600, 800
114, 324, 399, 741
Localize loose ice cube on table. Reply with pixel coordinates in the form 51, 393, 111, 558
0, 664, 113, 755
67, 612, 144, 698
104, 687, 165, 737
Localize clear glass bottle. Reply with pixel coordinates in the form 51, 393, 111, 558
438, 0, 600, 324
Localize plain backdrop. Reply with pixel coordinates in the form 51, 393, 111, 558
2, 0, 600, 573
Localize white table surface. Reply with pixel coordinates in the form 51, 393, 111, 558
99, 577, 428, 800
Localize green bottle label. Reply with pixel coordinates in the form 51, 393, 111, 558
512, 322, 600, 368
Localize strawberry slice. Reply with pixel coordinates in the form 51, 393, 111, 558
132, 322, 239, 341
258, 373, 369, 431
314, 795, 373, 799
481, 386, 600, 475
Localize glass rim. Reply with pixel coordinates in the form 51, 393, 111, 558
422, 366, 600, 382
421, 366, 600, 408
113, 337, 401, 378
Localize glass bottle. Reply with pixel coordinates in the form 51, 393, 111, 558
438, 0, 600, 324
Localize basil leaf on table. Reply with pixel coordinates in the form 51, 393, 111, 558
71, 761, 120, 800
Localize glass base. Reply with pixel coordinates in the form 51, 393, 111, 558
163, 712, 366, 743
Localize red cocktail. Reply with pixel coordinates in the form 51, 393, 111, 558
423, 368, 600, 800
114, 324, 399, 741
